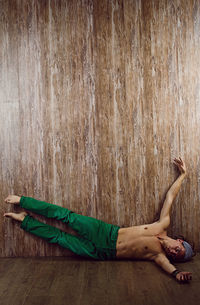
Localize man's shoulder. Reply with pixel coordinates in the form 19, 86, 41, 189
152, 252, 169, 263
138, 221, 168, 236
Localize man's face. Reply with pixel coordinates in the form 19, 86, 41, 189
162, 238, 186, 260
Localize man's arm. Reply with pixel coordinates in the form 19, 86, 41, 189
159, 157, 186, 228
154, 253, 192, 283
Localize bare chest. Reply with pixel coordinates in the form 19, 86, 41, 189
116, 225, 165, 259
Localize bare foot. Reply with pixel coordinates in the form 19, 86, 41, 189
4, 212, 27, 222
5, 195, 21, 204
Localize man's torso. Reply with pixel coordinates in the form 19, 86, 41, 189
116, 221, 167, 260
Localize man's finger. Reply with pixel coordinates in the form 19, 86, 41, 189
173, 160, 180, 165
174, 158, 181, 164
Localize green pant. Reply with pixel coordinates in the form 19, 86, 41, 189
20, 196, 120, 260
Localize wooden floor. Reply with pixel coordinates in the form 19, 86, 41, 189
0, 255, 200, 305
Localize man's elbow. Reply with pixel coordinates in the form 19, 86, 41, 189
159, 215, 170, 229
165, 193, 174, 202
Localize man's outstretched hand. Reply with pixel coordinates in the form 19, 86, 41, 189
173, 157, 186, 175
176, 271, 192, 283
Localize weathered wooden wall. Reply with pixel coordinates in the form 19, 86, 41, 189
1, 0, 200, 257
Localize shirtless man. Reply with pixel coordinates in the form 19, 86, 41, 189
116, 157, 194, 282
4, 157, 194, 283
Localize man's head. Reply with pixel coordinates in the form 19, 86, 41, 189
160, 236, 195, 262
